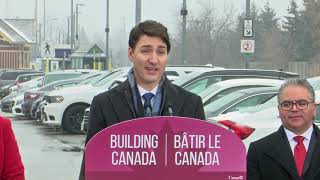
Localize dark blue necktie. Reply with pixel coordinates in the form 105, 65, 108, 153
143, 93, 154, 117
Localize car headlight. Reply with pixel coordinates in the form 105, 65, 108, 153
50, 96, 64, 103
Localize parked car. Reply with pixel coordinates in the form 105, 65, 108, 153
21, 72, 107, 118
15, 73, 45, 84
207, 90, 320, 149
9, 76, 44, 93
0, 72, 44, 99
199, 78, 284, 106
0, 84, 14, 99
22, 79, 82, 118
204, 87, 278, 118
2, 71, 98, 117
173, 69, 298, 94
0, 69, 43, 88
41, 68, 129, 133
42, 70, 86, 86
164, 65, 223, 80
1, 93, 24, 115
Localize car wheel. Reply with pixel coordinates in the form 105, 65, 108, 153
62, 104, 88, 134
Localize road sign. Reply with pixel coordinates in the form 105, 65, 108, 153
243, 19, 253, 37
241, 40, 255, 53
244, 19, 253, 28
244, 29, 253, 37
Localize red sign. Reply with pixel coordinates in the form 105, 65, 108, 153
241, 40, 255, 53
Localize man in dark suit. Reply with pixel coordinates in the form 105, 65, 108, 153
79, 20, 205, 179
247, 78, 320, 180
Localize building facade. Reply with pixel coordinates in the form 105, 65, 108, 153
0, 19, 35, 69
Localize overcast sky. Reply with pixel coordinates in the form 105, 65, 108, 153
0, 0, 303, 51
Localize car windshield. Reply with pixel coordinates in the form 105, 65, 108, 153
172, 71, 203, 86
92, 70, 126, 87
0, 72, 24, 80
77, 73, 105, 85
198, 84, 220, 99
235, 95, 278, 114
204, 91, 245, 115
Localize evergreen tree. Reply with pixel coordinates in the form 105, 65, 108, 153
282, 0, 303, 61
259, 1, 279, 32
301, 0, 320, 61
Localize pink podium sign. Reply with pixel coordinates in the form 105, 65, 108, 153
85, 116, 246, 180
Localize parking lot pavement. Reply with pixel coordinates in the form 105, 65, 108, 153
1, 112, 86, 180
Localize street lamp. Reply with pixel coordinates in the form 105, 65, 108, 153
76, 3, 85, 41
136, 0, 141, 24
106, 0, 109, 70
71, 0, 74, 52
43, 0, 46, 42
181, 0, 188, 64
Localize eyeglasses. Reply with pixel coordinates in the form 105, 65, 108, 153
279, 100, 314, 111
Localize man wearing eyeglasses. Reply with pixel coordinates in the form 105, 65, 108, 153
247, 78, 320, 180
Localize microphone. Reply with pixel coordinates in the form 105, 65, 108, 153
167, 104, 173, 116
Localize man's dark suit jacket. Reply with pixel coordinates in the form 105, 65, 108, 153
247, 124, 320, 180
79, 77, 205, 179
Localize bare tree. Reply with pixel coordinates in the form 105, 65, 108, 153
171, 0, 237, 66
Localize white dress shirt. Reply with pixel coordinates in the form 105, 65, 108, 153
137, 85, 158, 106
284, 125, 313, 154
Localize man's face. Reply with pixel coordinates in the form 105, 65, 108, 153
278, 85, 317, 134
128, 35, 168, 90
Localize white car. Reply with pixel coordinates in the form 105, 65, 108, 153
165, 65, 223, 80
10, 76, 44, 93
1, 93, 25, 115
41, 68, 129, 133
208, 90, 320, 149
199, 78, 284, 105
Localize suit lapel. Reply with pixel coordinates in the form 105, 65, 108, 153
303, 128, 316, 175
264, 127, 301, 179
109, 81, 137, 121
161, 80, 185, 116
303, 124, 320, 179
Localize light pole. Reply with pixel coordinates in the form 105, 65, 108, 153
71, 0, 74, 52
106, 0, 110, 70
246, 0, 250, 18
244, 0, 250, 69
47, 18, 58, 43
76, 3, 85, 42
181, 0, 188, 64
135, 0, 141, 24
43, 0, 46, 42
34, 0, 39, 57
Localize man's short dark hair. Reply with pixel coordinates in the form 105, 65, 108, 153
128, 20, 171, 53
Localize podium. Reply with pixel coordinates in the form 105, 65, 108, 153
85, 116, 246, 180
